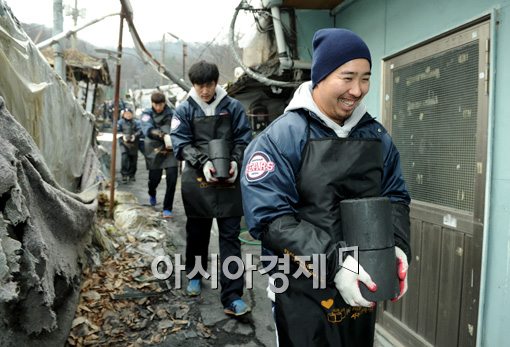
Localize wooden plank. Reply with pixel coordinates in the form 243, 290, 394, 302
376, 302, 384, 322
376, 322, 409, 347
385, 219, 423, 320
378, 312, 434, 347
384, 297, 396, 316
435, 228, 464, 347
410, 201, 478, 236
458, 231, 482, 347
386, 293, 403, 319
417, 222, 442, 344
401, 218, 423, 330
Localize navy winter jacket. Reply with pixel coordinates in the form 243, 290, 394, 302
241, 108, 411, 262
171, 94, 252, 168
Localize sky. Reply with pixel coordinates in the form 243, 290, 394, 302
6, 0, 257, 48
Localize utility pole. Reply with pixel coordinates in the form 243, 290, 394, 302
52, 0, 65, 79
166, 32, 187, 82
108, 11, 125, 218
160, 33, 166, 85
71, 0, 78, 48
64, 0, 85, 49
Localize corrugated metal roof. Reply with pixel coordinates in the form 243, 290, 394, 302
41, 48, 112, 85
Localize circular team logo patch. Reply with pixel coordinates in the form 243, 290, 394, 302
245, 151, 275, 182
141, 114, 151, 122
171, 116, 181, 131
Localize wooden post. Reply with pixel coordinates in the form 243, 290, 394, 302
108, 10, 124, 218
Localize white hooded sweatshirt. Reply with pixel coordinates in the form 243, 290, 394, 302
284, 81, 367, 138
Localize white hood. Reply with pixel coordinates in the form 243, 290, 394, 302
285, 81, 367, 138
189, 85, 228, 116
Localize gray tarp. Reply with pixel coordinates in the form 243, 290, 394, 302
0, 1, 98, 345
0, 98, 97, 344
0, 1, 95, 191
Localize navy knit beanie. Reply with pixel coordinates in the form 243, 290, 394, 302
121, 107, 133, 115
311, 28, 372, 87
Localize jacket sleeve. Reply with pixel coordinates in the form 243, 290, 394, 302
170, 103, 209, 168
142, 110, 168, 140
181, 145, 209, 168
134, 120, 143, 138
140, 109, 155, 138
229, 99, 252, 165
392, 203, 411, 260
241, 117, 343, 282
117, 118, 123, 132
264, 215, 345, 283
381, 133, 412, 261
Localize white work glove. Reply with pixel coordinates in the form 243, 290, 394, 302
334, 255, 377, 307
202, 161, 218, 183
163, 134, 172, 150
266, 276, 276, 302
392, 246, 409, 302
226, 161, 238, 184
122, 135, 129, 142
130, 134, 136, 142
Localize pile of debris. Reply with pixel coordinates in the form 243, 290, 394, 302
67, 192, 212, 346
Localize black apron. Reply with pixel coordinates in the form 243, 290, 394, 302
144, 113, 177, 170
119, 120, 139, 156
181, 114, 243, 218
275, 128, 383, 346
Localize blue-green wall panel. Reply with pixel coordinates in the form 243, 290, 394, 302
491, 5, 510, 181
294, 10, 334, 62
326, 0, 510, 346
482, 5, 510, 347
483, 179, 510, 346
289, 7, 510, 344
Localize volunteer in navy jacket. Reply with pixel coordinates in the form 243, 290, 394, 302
117, 107, 142, 182
140, 91, 178, 218
170, 60, 252, 317
241, 29, 411, 346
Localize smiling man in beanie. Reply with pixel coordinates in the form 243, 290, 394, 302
241, 28, 411, 346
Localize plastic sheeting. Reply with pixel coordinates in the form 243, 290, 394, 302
0, 1, 99, 345
241, 13, 275, 68
0, 0, 95, 192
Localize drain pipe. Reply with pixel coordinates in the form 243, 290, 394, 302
52, 0, 65, 79
263, 0, 293, 71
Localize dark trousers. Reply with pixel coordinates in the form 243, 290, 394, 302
185, 216, 244, 307
121, 151, 138, 177
148, 167, 178, 211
